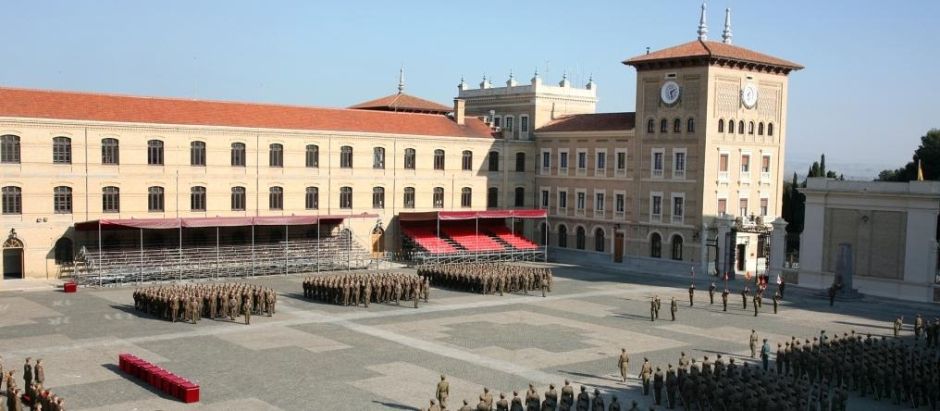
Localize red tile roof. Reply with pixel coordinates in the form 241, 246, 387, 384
623, 40, 803, 70
537, 112, 636, 133
349, 92, 452, 114
0, 87, 495, 139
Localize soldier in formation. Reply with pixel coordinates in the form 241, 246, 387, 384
133, 282, 276, 323
418, 263, 553, 296
4, 358, 66, 411
303, 272, 425, 307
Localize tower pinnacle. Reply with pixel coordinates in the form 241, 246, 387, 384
722, 8, 733, 44
697, 3, 708, 41
398, 67, 405, 94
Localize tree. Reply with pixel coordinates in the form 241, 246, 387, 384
877, 129, 940, 182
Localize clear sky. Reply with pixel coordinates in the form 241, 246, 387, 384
1, 0, 937, 169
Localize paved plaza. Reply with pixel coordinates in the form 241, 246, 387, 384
1, 263, 938, 410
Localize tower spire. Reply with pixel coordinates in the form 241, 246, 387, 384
697, 2, 708, 41
397, 67, 405, 94
722, 8, 732, 44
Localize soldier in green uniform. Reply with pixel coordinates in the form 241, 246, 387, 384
650, 297, 656, 322
670, 297, 677, 321
665, 364, 677, 409
560, 380, 574, 411
575, 386, 590, 411
708, 282, 716, 305
653, 366, 664, 405
688, 284, 694, 306
496, 393, 509, 411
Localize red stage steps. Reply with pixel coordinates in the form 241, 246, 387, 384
119, 353, 199, 403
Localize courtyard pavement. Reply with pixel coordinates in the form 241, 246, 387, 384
1, 263, 938, 410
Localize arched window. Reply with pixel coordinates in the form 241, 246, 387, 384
191, 141, 206, 166
748, 121, 755, 135
54, 186, 72, 214
728, 119, 735, 134
305, 187, 319, 210
372, 187, 385, 209
487, 187, 498, 207
230, 142, 245, 167
231, 187, 246, 211
102, 186, 120, 213
576, 226, 586, 250
149, 186, 165, 212
433, 187, 444, 208
403, 187, 415, 208
687, 118, 695, 133
462, 150, 473, 171
148, 140, 165, 165
461, 187, 472, 208
2, 186, 22, 215
758, 122, 764, 136
269, 186, 283, 210
53, 137, 72, 164
660, 119, 668, 133
647, 119, 655, 134
718, 119, 724, 133
340, 146, 353, 168
434, 149, 445, 170
514, 187, 525, 207
650, 233, 662, 258
340, 186, 353, 208
191, 186, 206, 211
306, 144, 319, 168
269, 143, 283, 167
55, 237, 74, 264
101, 138, 119, 164
767, 123, 774, 136
671, 234, 683, 260
488, 151, 500, 171
594, 228, 605, 252
558, 225, 568, 248
515, 152, 526, 172
738, 121, 745, 135
373, 147, 385, 169
404, 148, 416, 170
0, 134, 20, 163
673, 118, 681, 133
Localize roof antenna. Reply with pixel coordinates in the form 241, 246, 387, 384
646, 46, 650, 55
697, 2, 708, 41
398, 66, 405, 94
722, 8, 733, 44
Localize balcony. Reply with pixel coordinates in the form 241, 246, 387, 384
577, 167, 587, 177
614, 210, 625, 220
673, 170, 685, 180
672, 215, 684, 224
718, 171, 729, 182
652, 169, 664, 179
576, 208, 585, 217
559, 167, 568, 176
615, 168, 627, 178
651, 213, 662, 223
761, 171, 771, 183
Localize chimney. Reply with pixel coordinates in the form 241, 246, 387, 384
453, 99, 466, 125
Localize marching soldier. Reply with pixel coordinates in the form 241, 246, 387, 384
653, 367, 664, 405
749, 330, 758, 358
650, 297, 656, 322
741, 286, 749, 309
591, 388, 604, 411
242, 297, 251, 325
543, 384, 557, 411
576, 386, 590, 411
688, 284, 695, 307
641, 358, 653, 395
496, 393, 509, 411
436, 375, 450, 409
753, 294, 760, 317
708, 282, 716, 305
23, 358, 32, 391
560, 380, 574, 411
915, 314, 924, 340
665, 364, 677, 410
526, 384, 540, 411
721, 289, 729, 312
34, 359, 43, 386
670, 297, 678, 321
773, 291, 781, 314
618, 348, 630, 383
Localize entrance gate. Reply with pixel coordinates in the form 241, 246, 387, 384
2, 229, 24, 280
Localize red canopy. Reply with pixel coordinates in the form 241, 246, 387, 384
399, 210, 547, 222
75, 214, 378, 231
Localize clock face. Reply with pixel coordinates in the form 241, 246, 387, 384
741, 83, 759, 109
660, 81, 680, 105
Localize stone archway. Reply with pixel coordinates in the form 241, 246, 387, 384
3, 229, 25, 280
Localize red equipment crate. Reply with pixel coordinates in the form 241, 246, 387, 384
180, 383, 200, 403
63, 282, 77, 293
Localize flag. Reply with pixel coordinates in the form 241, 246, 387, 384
918, 160, 925, 181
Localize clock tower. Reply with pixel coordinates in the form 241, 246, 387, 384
623, 4, 802, 277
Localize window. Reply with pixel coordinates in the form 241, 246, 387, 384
650, 233, 662, 258
615, 194, 625, 214
269, 186, 283, 210
748, 121, 755, 135
516, 152, 526, 172
461, 187, 472, 208
595, 192, 605, 212
191, 186, 207, 211
741, 154, 751, 174
760, 198, 769, 216
596, 151, 606, 174
487, 187, 498, 208
462, 150, 473, 171
577, 151, 587, 171
1, 186, 21, 214
372, 147, 385, 169
739, 198, 749, 217
673, 196, 685, 224
671, 235, 683, 260
558, 190, 567, 211
493, 116, 501, 128
558, 225, 568, 248
768, 123, 774, 136
190, 141, 206, 166
306, 187, 319, 210
102, 186, 120, 213
673, 118, 681, 133
148, 186, 164, 212
372, 187, 385, 209
738, 121, 745, 134
504, 116, 514, 131
306, 144, 319, 168
719, 153, 730, 181
674, 151, 686, 179
434, 149, 445, 170
616, 151, 627, 175
761, 155, 771, 180
576, 191, 586, 212
541, 150, 550, 174
520, 115, 529, 139
53, 137, 71, 164
269, 143, 283, 167
404, 187, 416, 208
54, 186, 72, 214
728, 119, 735, 134
340, 187, 353, 209
433, 187, 444, 208
340, 146, 353, 168
758, 123, 764, 136
488, 151, 499, 172
717, 198, 727, 215
1, 135, 20, 163
231, 187, 246, 211
647, 119, 655, 134
231, 143, 246, 167
101, 138, 119, 165
651, 195, 662, 222
576, 226, 586, 250
540, 189, 549, 208
54, 237, 73, 265
404, 148, 416, 170
687, 118, 695, 133
718, 119, 725, 133
660, 119, 668, 133
514, 187, 525, 207
595, 228, 605, 252
560, 151, 569, 171
652, 150, 664, 178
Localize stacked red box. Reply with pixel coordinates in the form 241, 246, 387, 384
117, 353, 200, 403
63, 282, 77, 293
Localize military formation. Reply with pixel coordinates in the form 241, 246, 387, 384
420, 375, 642, 411
650, 280, 784, 322
132, 283, 277, 325
2, 357, 65, 411
303, 272, 429, 307
418, 264, 553, 297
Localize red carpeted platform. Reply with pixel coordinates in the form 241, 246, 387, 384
119, 353, 200, 403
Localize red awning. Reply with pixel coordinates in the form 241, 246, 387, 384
75, 214, 378, 231
399, 210, 547, 222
